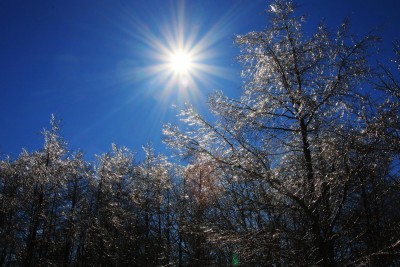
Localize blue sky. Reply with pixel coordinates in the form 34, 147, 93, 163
1, 0, 399, 159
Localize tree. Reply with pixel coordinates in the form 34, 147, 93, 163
164, 1, 400, 265
136, 143, 174, 266
178, 155, 229, 266
0, 116, 87, 266
0, 157, 20, 266
82, 144, 138, 266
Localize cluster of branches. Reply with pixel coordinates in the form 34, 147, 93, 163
2, 1, 400, 266
163, 1, 400, 266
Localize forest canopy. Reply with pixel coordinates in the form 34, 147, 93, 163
1, 1, 400, 266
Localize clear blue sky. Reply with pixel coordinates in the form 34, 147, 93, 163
1, 0, 399, 159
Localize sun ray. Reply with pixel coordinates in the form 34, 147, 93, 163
113, 0, 250, 109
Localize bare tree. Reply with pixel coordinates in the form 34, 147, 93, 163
164, 1, 399, 265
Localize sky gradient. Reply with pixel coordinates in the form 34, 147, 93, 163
1, 0, 399, 159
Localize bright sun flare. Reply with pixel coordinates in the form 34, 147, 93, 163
125, 0, 236, 100
169, 51, 192, 74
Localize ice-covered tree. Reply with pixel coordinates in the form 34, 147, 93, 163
164, 1, 400, 265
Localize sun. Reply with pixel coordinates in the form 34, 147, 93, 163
118, 0, 240, 105
169, 51, 192, 74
